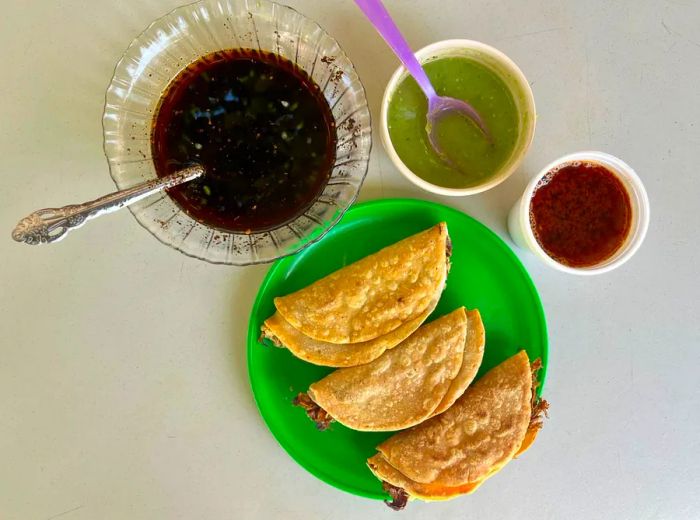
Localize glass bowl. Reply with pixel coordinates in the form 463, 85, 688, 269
103, 0, 371, 265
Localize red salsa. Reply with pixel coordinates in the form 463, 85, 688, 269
152, 49, 336, 233
529, 161, 632, 267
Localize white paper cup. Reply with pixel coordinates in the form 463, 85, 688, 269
508, 151, 650, 275
380, 39, 536, 196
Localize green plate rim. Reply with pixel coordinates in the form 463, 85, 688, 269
246, 197, 548, 499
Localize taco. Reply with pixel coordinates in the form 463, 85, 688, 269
272, 223, 450, 344
294, 308, 485, 431
260, 296, 439, 367
367, 350, 549, 509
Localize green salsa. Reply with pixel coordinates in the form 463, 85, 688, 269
387, 57, 521, 189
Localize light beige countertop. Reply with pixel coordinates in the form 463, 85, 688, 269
1, 0, 698, 518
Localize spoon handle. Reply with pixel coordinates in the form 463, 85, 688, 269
11, 165, 204, 245
353, 0, 436, 99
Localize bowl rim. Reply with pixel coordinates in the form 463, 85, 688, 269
516, 151, 651, 275
380, 38, 536, 197
101, 0, 372, 265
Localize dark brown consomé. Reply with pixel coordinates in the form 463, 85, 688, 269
152, 48, 337, 233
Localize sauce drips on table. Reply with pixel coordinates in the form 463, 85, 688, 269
529, 161, 632, 267
152, 49, 336, 233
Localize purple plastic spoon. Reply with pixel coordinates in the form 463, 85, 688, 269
354, 0, 490, 170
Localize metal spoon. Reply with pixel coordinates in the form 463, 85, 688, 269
353, 0, 490, 170
11, 165, 204, 245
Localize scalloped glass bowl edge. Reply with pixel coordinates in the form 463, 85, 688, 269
102, 0, 371, 265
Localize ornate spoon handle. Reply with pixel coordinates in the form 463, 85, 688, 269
12, 165, 204, 245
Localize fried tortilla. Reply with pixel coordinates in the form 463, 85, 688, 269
430, 309, 485, 416
369, 453, 489, 502
260, 296, 439, 367
273, 223, 449, 344
295, 308, 484, 431
367, 351, 549, 508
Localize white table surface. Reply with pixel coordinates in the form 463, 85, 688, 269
2, 0, 699, 518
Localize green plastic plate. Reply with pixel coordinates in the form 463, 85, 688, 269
247, 198, 548, 500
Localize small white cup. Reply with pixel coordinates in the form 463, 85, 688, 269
508, 151, 650, 275
380, 39, 536, 196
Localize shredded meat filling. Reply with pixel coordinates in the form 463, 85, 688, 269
293, 393, 333, 431
382, 481, 409, 511
259, 327, 283, 347
445, 236, 453, 272
529, 358, 550, 429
